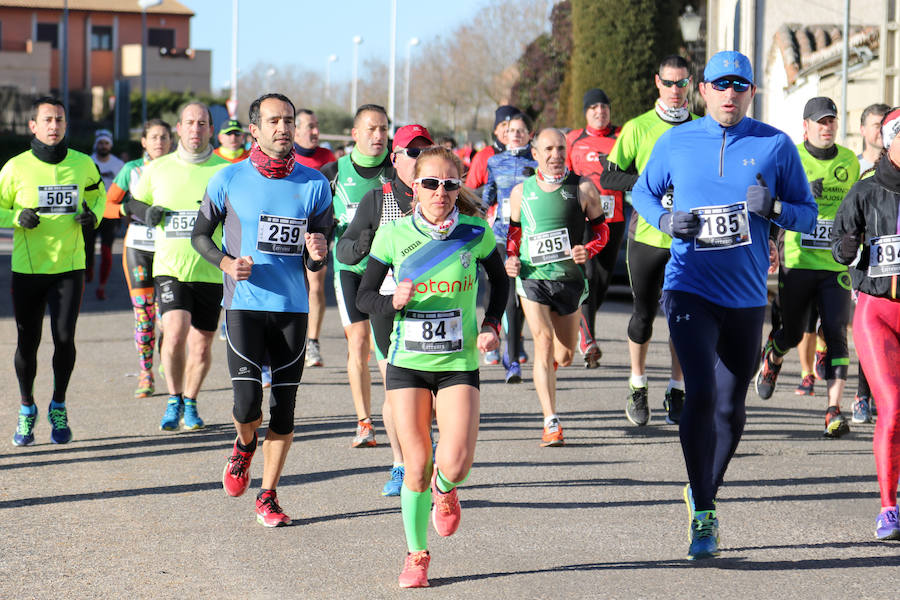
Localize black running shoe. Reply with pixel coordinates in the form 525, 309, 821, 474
755, 341, 782, 400
664, 388, 685, 425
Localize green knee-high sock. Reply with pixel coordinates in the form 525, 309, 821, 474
435, 467, 470, 493
400, 483, 431, 552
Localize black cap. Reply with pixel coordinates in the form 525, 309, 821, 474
583, 88, 610, 112
219, 118, 243, 134
494, 105, 520, 129
803, 97, 837, 121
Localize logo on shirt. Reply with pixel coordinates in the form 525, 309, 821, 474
585, 151, 603, 162
401, 240, 423, 256
343, 177, 356, 187
460, 251, 472, 269
742, 158, 756, 166
414, 274, 476, 294
834, 166, 849, 182
675, 314, 691, 323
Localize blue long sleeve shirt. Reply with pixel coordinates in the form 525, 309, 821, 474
482, 146, 537, 240
632, 114, 817, 308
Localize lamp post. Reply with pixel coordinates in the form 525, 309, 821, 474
325, 54, 338, 102
229, 0, 238, 118
388, 0, 397, 134
138, 0, 163, 125
403, 37, 419, 125
351, 35, 362, 113
264, 67, 276, 92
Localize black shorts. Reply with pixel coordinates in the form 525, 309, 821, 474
519, 278, 585, 316
155, 275, 223, 332
336, 269, 367, 327
385, 364, 480, 394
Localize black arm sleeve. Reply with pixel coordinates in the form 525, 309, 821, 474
304, 192, 334, 271
191, 211, 227, 268
336, 188, 379, 265
598, 157, 639, 191
125, 196, 150, 222
356, 257, 395, 316
481, 248, 508, 324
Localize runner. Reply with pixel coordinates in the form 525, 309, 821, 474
356, 146, 507, 588
566, 88, 624, 368
631, 51, 817, 559
105, 118, 173, 398
601, 55, 698, 426
321, 104, 394, 447
192, 93, 331, 526
213, 119, 250, 163
0, 96, 105, 445
505, 128, 608, 446
755, 97, 859, 438
127, 101, 229, 431
465, 105, 518, 193
89, 128, 125, 300
336, 124, 433, 496
482, 112, 536, 381
832, 106, 900, 539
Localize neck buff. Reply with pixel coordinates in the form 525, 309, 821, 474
218, 146, 246, 161
507, 144, 531, 156
537, 168, 568, 184
176, 141, 213, 164
655, 99, 691, 124
414, 203, 459, 240
804, 140, 838, 161
875, 152, 900, 196
585, 124, 614, 137
249, 143, 295, 179
351, 145, 388, 168
294, 144, 316, 158
31, 137, 68, 164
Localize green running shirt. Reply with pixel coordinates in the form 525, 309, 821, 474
333, 154, 390, 275
369, 213, 497, 372
0, 148, 104, 274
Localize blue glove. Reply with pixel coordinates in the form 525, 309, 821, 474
746, 174, 774, 218
659, 211, 701, 240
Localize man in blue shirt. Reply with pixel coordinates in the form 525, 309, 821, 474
632, 51, 817, 560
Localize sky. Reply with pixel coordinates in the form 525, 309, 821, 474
182, 0, 492, 93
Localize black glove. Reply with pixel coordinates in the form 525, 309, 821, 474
355, 228, 375, 255
75, 201, 96, 227
809, 178, 824, 198
746, 173, 774, 218
145, 205, 167, 227
837, 233, 861, 262
659, 211, 701, 240
18, 208, 40, 229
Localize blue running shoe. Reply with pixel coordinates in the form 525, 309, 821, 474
876, 507, 900, 540
382, 465, 405, 497
483, 349, 500, 366
160, 396, 184, 431
48, 401, 72, 444
688, 511, 720, 559
12, 404, 37, 446
261, 364, 272, 389
505, 361, 522, 384
182, 397, 204, 430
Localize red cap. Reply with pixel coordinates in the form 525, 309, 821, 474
392, 124, 433, 150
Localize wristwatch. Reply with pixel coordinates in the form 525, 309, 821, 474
771, 199, 783, 219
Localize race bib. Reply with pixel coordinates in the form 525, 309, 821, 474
691, 202, 751, 251
800, 219, 833, 249
256, 214, 307, 255
500, 199, 511, 225
124, 223, 156, 250
404, 309, 463, 354
599, 195, 615, 219
344, 202, 358, 223
163, 210, 197, 239
528, 227, 572, 265
868, 235, 900, 278
37, 185, 78, 214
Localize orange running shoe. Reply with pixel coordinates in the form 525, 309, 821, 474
398, 551, 430, 588
350, 420, 377, 448
541, 419, 565, 447
134, 370, 154, 399
431, 471, 461, 537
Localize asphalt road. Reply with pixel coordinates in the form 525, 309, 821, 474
0, 247, 896, 599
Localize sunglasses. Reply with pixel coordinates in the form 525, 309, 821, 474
395, 147, 424, 159
415, 177, 462, 191
223, 130, 243, 136
708, 78, 751, 93
659, 77, 690, 88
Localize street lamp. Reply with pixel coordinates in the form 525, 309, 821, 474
264, 67, 276, 92
388, 0, 397, 134
229, 0, 238, 118
678, 5, 702, 43
325, 54, 338, 102
403, 37, 419, 125
351, 35, 362, 113
138, 0, 163, 125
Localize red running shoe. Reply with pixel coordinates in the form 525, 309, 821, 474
814, 350, 827, 380
431, 471, 461, 537
398, 551, 430, 588
223, 437, 255, 497
795, 374, 815, 396
256, 490, 292, 527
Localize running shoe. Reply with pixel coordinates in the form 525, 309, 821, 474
626, 385, 650, 426
583, 342, 601, 369
350, 420, 377, 448
814, 349, 827, 380
688, 511, 720, 560
47, 402, 72, 444
305, 339, 323, 367
181, 398, 204, 430
518, 338, 528, 364
824, 406, 850, 438
223, 437, 256, 497
256, 490, 292, 527
755, 341, 782, 400
159, 396, 183, 431
483, 349, 500, 366
664, 388, 685, 425
871, 397, 878, 421
795, 374, 815, 396
12, 404, 37, 446
381, 465, 404, 497
134, 370, 154, 399
852, 395, 872, 424
398, 551, 430, 588
540, 418, 564, 447
876, 507, 900, 540
261, 364, 272, 389
502, 351, 522, 384
431, 470, 461, 537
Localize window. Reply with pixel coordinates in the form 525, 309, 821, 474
147, 28, 174, 48
91, 25, 112, 50
36, 22, 58, 49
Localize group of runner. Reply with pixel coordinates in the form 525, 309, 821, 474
3, 46, 900, 585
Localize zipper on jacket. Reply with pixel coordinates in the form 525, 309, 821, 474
718, 128, 727, 177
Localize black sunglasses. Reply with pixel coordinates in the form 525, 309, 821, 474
415, 177, 462, 191
708, 78, 751, 93
659, 77, 690, 88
